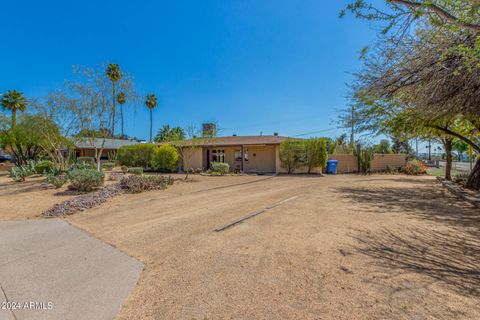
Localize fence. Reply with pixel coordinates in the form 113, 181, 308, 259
277, 154, 407, 174
328, 154, 407, 173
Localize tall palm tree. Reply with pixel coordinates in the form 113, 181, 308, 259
0, 90, 27, 128
145, 94, 158, 143
116, 92, 127, 138
106, 63, 122, 137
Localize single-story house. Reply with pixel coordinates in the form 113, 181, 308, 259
175, 135, 407, 174
74, 138, 141, 160
184, 135, 288, 174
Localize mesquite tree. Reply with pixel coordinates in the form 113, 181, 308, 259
341, 1, 480, 188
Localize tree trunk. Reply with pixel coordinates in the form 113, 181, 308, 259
465, 158, 480, 190
443, 137, 453, 181
95, 148, 102, 172
11, 109, 16, 128
111, 84, 116, 137
120, 103, 124, 138
149, 109, 152, 142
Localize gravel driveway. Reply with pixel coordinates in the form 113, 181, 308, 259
66, 174, 480, 320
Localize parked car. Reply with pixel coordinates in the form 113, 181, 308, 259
0, 154, 12, 163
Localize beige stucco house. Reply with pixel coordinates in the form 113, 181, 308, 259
178, 135, 407, 174
184, 135, 287, 174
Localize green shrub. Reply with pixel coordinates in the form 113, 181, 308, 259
121, 165, 128, 174
67, 169, 104, 192
211, 162, 229, 175
35, 160, 55, 174
402, 160, 428, 175
355, 145, 375, 174
279, 139, 304, 173
117, 146, 135, 167
151, 145, 179, 171
102, 162, 116, 171
120, 175, 174, 193
304, 138, 328, 173
117, 144, 157, 168
46, 173, 68, 189
77, 157, 95, 164
76, 157, 96, 169
9, 161, 36, 182
127, 167, 144, 175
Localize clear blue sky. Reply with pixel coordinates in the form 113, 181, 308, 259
0, 0, 378, 140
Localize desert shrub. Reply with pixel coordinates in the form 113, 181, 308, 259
74, 157, 96, 170
46, 173, 68, 189
121, 165, 128, 174
117, 144, 157, 168
67, 169, 104, 192
211, 162, 230, 175
402, 160, 428, 175
385, 165, 400, 174
77, 157, 95, 165
151, 145, 179, 171
453, 172, 470, 185
35, 160, 55, 174
9, 161, 36, 182
127, 167, 144, 175
102, 162, 116, 171
120, 175, 174, 193
108, 172, 123, 181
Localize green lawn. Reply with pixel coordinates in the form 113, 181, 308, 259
428, 167, 470, 178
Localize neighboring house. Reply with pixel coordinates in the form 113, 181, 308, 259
74, 138, 141, 160
176, 135, 290, 174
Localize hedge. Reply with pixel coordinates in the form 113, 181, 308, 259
151, 145, 179, 171
117, 144, 157, 168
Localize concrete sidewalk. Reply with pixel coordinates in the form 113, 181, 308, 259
0, 220, 143, 320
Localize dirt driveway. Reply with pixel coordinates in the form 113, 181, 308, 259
66, 174, 480, 320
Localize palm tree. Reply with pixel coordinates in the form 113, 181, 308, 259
1, 90, 27, 127
145, 94, 158, 143
116, 92, 127, 138
106, 63, 122, 137
154, 124, 185, 142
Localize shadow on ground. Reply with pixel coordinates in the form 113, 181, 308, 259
353, 227, 480, 297
336, 180, 480, 229
337, 178, 480, 297
0, 178, 52, 195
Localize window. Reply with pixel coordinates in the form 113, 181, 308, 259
235, 150, 242, 161
212, 149, 225, 163
244, 148, 249, 161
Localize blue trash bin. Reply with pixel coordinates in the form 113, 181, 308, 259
326, 160, 338, 174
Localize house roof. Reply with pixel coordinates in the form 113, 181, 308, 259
74, 138, 141, 149
165, 135, 291, 147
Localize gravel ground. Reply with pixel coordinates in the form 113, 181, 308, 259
0, 174, 76, 220
67, 174, 480, 320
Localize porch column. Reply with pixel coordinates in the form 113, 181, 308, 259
241, 145, 245, 173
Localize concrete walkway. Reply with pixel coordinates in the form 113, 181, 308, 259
0, 220, 143, 320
